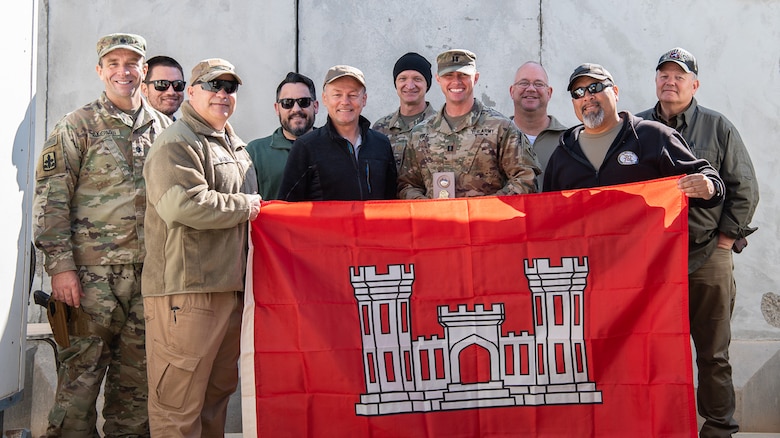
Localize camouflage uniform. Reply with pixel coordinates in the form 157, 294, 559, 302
33, 91, 170, 437
372, 102, 437, 170
398, 99, 540, 199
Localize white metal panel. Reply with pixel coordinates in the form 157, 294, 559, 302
0, 0, 37, 407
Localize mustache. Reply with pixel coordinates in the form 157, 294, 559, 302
287, 111, 310, 119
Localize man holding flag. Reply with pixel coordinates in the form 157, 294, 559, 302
544, 62, 723, 206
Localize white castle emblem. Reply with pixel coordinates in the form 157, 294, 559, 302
351, 257, 602, 416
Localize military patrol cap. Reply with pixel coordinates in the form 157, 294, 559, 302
96, 33, 146, 59
567, 63, 614, 91
436, 49, 477, 76
191, 58, 243, 84
656, 47, 698, 75
323, 65, 366, 88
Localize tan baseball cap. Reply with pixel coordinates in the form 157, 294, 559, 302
191, 58, 243, 84
323, 65, 366, 88
96, 33, 146, 59
436, 49, 477, 76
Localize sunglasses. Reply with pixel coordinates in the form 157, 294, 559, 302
198, 79, 240, 94
570, 82, 613, 99
277, 98, 313, 109
146, 79, 186, 92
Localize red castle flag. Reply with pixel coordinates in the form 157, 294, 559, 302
240, 177, 697, 437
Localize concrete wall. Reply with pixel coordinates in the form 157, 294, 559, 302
38, 0, 780, 340
30, 0, 780, 430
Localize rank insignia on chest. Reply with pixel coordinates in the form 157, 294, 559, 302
42, 151, 56, 171
447, 145, 454, 152
133, 145, 144, 157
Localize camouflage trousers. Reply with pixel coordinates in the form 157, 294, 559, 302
45, 263, 149, 438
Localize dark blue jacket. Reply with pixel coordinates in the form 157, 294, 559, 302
279, 115, 397, 201
543, 111, 724, 209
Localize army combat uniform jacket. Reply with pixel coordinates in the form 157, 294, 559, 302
372, 102, 437, 170
33, 92, 171, 275
398, 99, 540, 199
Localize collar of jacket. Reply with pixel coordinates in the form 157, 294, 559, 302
99, 91, 159, 131
324, 114, 371, 143
433, 98, 482, 133
652, 97, 697, 132
387, 102, 434, 128
269, 127, 295, 150
563, 110, 637, 154
180, 101, 246, 150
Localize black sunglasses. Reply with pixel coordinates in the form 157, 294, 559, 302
570, 82, 613, 99
277, 98, 313, 109
145, 79, 186, 92
198, 79, 240, 94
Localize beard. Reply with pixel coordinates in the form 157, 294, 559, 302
582, 105, 605, 129
281, 112, 314, 138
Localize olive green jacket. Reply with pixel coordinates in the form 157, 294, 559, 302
637, 98, 759, 272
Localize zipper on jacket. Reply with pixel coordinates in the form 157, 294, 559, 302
365, 163, 372, 194
346, 141, 365, 199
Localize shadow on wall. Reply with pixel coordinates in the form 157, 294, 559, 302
15, 95, 38, 310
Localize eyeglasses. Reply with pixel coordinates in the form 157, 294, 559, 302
145, 79, 186, 92
514, 80, 548, 89
277, 98, 313, 109
197, 79, 240, 94
570, 82, 613, 99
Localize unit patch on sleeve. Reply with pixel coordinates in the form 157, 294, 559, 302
36, 135, 67, 179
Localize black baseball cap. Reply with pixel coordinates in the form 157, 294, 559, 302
567, 63, 614, 91
656, 47, 698, 75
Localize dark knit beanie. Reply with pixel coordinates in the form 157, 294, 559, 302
393, 52, 432, 91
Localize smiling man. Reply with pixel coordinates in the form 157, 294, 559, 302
636, 48, 759, 438
32, 32, 170, 437
142, 58, 260, 436
398, 49, 540, 199
278, 65, 397, 201
544, 62, 724, 207
509, 61, 567, 183
246, 72, 319, 199
372, 52, 437, 170
141, 55, 185, 119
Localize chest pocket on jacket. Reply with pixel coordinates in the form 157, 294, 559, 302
82, 137, 130, 189
473, 133, 501, 179
688, 142, 722, 170
210, 147, 240, 193
422, 132, 483, 174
